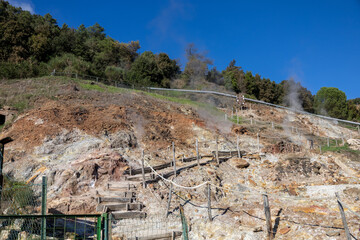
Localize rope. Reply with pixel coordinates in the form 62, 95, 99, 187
143, 160, 208, 189
339, 200, 360, 219
207, 182, 333, 201
144, 158, 334, 201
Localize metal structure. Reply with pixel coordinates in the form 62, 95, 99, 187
0, 214, 108, 239
148, 87, 360, 126
0, 114, 5, 125
0, 136, 13, 206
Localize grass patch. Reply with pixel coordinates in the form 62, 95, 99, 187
144, 91, 224, 116
12, 100, 28, 112
145, 92, 195, 105
339, 122, 359, 130
78, 82, 106, 92
78, 81, 135, 94
229, 115, 243, 124
321, 143, 360, 157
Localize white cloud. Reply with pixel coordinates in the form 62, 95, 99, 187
8, 0, 35, 14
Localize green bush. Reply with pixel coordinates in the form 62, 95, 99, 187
47, 53, 91, 75
105, 66, 124, 83
0, 61, 48, 79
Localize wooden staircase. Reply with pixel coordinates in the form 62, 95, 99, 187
97, 182, 146, 220
97, 151, 245, 239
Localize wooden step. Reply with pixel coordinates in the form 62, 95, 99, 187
107, 183, 137, 190
123, 155, 215, 175
127, 231, 182, 240
211, 150, 246, 157
124, 162, 172, 175
103, 191, 136, 198
125, 173, 157, 181
96, 203, 143, 212
145, 157, 231, 184
97, 197, 133, 204
111, 211, 146, 220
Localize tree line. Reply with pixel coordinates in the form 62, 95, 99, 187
0, 1, 359, 122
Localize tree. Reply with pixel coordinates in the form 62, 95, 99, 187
155, 53, 180, 80
206, 67, 223, 85
183, 43, 213, 87
105, 66, 124, 83
222, 60, 245, 93
126, 51, 162, 87
280, 79, 314, 112
314, 87, 348, 119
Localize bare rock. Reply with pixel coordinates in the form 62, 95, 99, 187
347, 139, 360, 150
326, 230, 340, 237
252, 226, 263, 232
229, 158, 250, 169
110, 131, 137, 149
279, 226, 291, 235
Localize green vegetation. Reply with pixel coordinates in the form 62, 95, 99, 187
0, 1, 359, 122
314, 87, 348, 119
229, 115, 243, 124
78, 82, 106, 92
321, 143, 360, 157
2, 177, 37, 213
0, 1, 178, 87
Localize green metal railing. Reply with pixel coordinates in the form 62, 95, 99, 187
0, 214, 109, 239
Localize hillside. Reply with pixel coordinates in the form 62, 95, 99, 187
0, 76, 360, 239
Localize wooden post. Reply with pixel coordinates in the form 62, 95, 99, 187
129, 166, 132, 176
216, 137, 219, 166
141, 150, 146, 188
237, 135, 241, 158
335, 193, 351, 240
166, 183, 173, 218
327, 137, 330, 147
0, 143, 4, 200
207, 183, 212, 221
41, 176, 47, 240
172, 142, 176, 177
196, 139, 200, 167
263, 194, 273, 240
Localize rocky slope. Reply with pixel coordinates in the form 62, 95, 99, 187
0, 77, 360, 239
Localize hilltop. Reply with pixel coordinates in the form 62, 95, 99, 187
1, 1, 360, 124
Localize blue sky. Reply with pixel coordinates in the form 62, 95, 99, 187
9, 0, 360, 99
